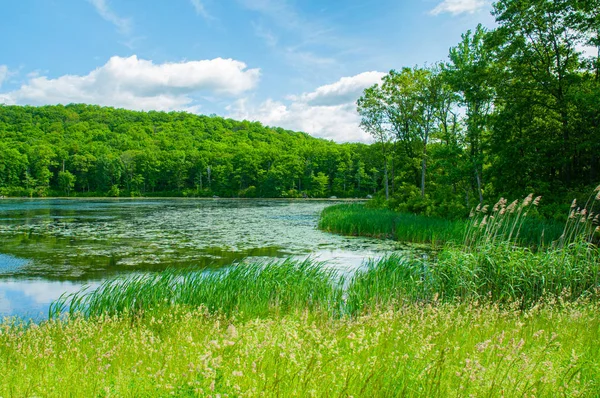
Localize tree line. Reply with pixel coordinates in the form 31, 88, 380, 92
358, 0, 599, 219
0, 104, 384, 199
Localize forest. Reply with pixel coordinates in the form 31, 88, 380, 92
0, 104, 380, 199
357, 0, 600, 219
1, 0, 599, 221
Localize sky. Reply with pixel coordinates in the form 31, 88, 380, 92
0, 0, 495, 142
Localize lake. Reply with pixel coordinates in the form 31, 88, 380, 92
0, 199, 402, 319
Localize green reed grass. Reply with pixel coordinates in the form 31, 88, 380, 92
51, 259, 342, 319
319, 202, 565, 248
344, 254, 430, 314
319, 204, 466, 246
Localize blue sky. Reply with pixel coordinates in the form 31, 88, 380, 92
0, 0, 495, 142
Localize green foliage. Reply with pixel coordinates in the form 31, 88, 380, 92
0, 104, 382, 198
355, 1, 600, 217
57, 170, 75, 196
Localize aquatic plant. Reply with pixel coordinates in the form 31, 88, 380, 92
51, 259, 342, 319
318, 204, 466, 246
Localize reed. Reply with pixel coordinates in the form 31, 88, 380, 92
344, 254, 431, 314
318, 204, 466, 246
51, 259, 342, 319
464, 194, 569, 250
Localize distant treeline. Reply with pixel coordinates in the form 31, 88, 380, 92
0, 104, 383, 199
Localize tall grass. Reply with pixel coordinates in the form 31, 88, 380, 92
51, 259, 342, 319
345, 254, 430, 314
3, 302, 599, 396
319, 204, 466, 245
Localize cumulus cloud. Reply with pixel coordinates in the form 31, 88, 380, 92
88, 0, 132, 35
295, 71, 385, 106
430, 0, 487, 15
0, 65, 8, 88
228, 71, 385, 142
0, 56, 260, 111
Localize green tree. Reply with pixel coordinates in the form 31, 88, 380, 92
58, 171, 76, 196
445, 24, 494, 204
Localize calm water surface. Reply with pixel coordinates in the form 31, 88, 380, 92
0, 199, 403, 319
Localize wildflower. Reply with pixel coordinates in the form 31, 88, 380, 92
227, 324, 238, 338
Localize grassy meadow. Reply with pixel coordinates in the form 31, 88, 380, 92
2, 302, 599, 397
1, 191, 600, 396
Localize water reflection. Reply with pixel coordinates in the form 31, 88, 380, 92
0, 199, 402, 319
0, 279, 102, 320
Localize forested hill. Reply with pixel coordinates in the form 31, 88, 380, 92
0, 104, 382, 198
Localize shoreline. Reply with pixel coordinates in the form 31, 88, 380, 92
0, 196, 369, 201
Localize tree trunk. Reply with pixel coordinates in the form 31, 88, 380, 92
420, 144, 427, 197
475, 167, 483, 204
390, 157, 395, 195
384, 159, 389, 201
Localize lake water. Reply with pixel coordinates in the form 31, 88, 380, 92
0, 199, 402, 320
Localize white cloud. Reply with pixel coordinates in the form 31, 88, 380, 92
295, 71, 385, 106
0, 55, 260, 112
0, 65, 8, 88
227, 72, 384, 142
0, 280, 99, 305
430, 0, 487, 15
88, 0, 132, 35
190, 0, 215, 21
576, 43, 598, 58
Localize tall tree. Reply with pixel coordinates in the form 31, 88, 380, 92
357, 85, 392, 200
445, 24, 494, 204
490, 0, 584, 186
